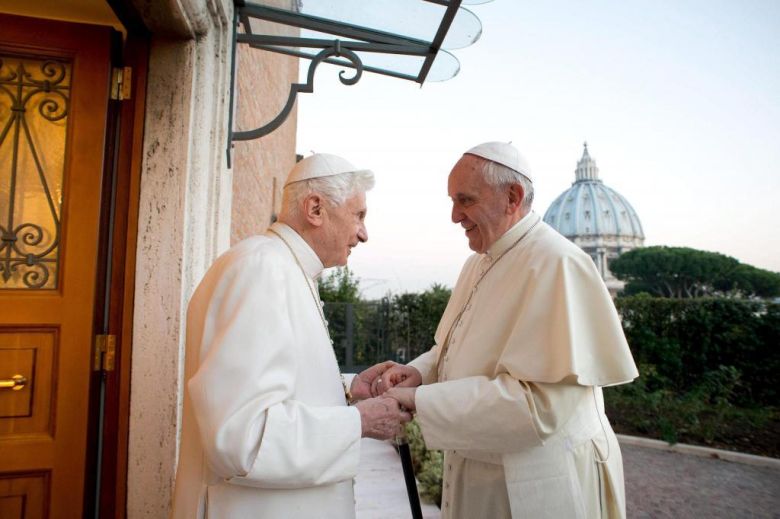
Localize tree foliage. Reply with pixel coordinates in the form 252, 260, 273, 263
607, 295, 779, 451
615, 295, 779, 406
321, 279, 452, 369
386, 284, 451, 362
319, 268, 388, 368
318, 267, 361, 303
726, 263, 780, 298
610, 246, 780, 298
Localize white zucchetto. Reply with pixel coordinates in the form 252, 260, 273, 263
465, 141, 534, 182
284, 153, 372, 186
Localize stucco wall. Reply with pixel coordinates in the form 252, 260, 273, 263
128, 32, 233, 519
126, 0, 299, 517
127, 0, 233, 517
231, 25, 299, 243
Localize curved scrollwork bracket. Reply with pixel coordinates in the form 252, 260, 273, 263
232, 43, 363, 142
224, 1, 444, 167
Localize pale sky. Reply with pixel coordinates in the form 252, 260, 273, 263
295, 1, 780, 300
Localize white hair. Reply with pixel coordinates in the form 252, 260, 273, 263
281, 170, 375, 218
479, 159, 534, 210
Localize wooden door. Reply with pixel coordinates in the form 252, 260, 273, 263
0, 14, 113, 519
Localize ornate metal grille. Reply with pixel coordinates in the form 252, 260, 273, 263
0, 55, 70, 289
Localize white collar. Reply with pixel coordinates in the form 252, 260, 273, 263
267, 222, 325, 279
485, 211, 540, 259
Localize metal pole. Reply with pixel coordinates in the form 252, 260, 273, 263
226, 5, 239, 168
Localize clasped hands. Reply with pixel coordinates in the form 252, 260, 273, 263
351, 361, 423, 441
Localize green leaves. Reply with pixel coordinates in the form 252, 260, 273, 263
610, 246, 780, 298
320, 269, 452, 368
404, 419, 443, 506
385, 285, 451, 362
615, 296, 779, 405
318, 267, 362, 303
606, 296, 779, 454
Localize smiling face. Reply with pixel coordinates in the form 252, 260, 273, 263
448, 155, 518, 253
319, 191, 368, 267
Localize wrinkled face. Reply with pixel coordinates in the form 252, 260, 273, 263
320, 191, 368, 267
448, 155, 511, 253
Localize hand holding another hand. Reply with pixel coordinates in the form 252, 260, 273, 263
355, 397, 413, 440
372, 364, 422, 396
385, 387, 417, 413
350, 361, 397, 401
352, 362, 421, 440
351, 361, 423, 400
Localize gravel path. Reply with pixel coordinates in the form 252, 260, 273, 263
623, 443, 780, 518
356, 440, 780, 518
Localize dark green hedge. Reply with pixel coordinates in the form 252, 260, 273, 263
606, 295, 779, 451
615, 295, 779, 407
324, 280, 780, 453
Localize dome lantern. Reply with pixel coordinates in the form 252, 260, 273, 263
574, 142, 600, 182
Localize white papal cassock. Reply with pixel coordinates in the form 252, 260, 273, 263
171, 223, 361, 519
409, 211, 638, 519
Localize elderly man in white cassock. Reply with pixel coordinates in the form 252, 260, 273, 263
372, 142, 639, 518
171, 153, 411, 519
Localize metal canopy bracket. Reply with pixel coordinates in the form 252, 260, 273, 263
227, 0, 484, 165
232, 41, 364, 143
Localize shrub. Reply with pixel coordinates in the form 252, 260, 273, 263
616, 296, 779, 406
404, 419, 443, 506
605, 364, 774, 447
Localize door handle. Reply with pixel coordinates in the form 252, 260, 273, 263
0, 374, 27, 391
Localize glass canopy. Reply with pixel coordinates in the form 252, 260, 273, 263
229, 0, 492, 149
246, 0, 481, 51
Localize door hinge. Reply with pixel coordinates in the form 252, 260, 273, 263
110, 66, 132, 100
94, 334, 117, 372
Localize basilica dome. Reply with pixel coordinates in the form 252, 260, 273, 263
543, 144, 644, 294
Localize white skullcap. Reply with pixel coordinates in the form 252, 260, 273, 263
464, 141, 533, 182
284, 153, 372, 187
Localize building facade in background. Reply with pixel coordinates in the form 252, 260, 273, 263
543, 144, 645, 295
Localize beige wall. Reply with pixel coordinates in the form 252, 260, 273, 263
231, 28, 299, 243
126, 1, 296, 517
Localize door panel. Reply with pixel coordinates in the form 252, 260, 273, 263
0, 14, 112, 518
0, 330, 55, 437
0, 472, 48, 519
